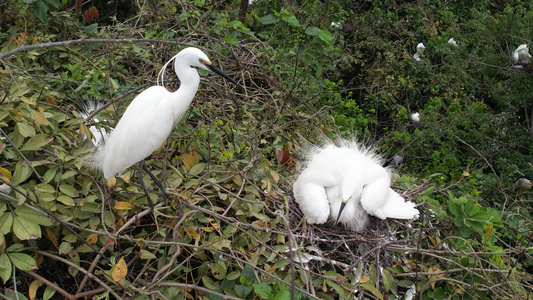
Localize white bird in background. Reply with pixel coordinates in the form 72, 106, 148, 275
410, 112, 420, 123
330, 22, 341, 29
78, 100, 109, 148
513, 44, 531, 65
89, 47, 237, 212
293, 141, 419, 232
448, 38, 458, 47
413, 42, 426, 62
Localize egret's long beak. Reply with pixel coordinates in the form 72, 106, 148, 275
336, 199, 349, 224
206, 63, 239, 86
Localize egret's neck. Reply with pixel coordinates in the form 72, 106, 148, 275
169, 64, 201, 124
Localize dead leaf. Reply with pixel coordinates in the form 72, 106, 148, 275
112, 257, 127, 284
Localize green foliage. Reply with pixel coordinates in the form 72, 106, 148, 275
1, 0, 533, 299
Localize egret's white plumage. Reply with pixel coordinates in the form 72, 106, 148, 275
78, 100, 108, 148
413, 43, 425, 62
448, 38, 458, 47
293, 141, 419, 232
89, 47, 236, 179
410, 112, 420, 123
513, 44, 531, 64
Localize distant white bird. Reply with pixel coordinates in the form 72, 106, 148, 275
410, 112, 420, 123
78, 100, 109, 148
448, 38, 458, 47
89, 47, 237, 212
413, 43, 425, 62
293, 141, 419, 232
513, 44, 531, 64
330, 22, 341, 29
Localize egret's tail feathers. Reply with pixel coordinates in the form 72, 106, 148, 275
380, 190, 419, 219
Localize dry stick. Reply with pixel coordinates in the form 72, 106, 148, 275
0, 38, 198, 60
0, 128, 43, 183
28, 249, 122, 299
158, 282, 243, 300
24, 270, 74, 300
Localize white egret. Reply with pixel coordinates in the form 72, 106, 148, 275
413, 43, 425, 62
514, 175, 533, 202
512, 44, 531, 65
78, 100, 109, 148
293, 141, 419, 232
330, 22, 341, 29
89, 47, 237, 212
448, 38, 458, 47
410, 112, 420, 123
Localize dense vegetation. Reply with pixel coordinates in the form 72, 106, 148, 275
1, 0, 532, 299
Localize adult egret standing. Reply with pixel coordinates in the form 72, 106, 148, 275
89, 47, 237, 212
413, 42, 425, 62
513, 44, 531, 65
293, 140, 419, 232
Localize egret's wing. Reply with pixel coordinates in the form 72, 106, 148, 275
293, 176, 331, 225
379, 190, 419, 219
100, 86, 175, 178
359, 177, 392, 219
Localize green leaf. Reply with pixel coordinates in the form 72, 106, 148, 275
224, 35, 240, 46
0, 253, 13, 285
448, 203, 460, 216
16, 123, 36, 138
43, 286, 57, 300
139, 249, 157, 260
189, 163, 206, 176
59, 184, 79, 197
317, 30, 333, 46
84, 23, 98, 34
305, 26, 320, 36
0, 213, 13, 235
382, 268, 394, 292
12, 215, 42, 240
13, 161, 32, 184
33, 0, 49, 23
57, 195, 75, 206
201, 276, 220, 290
35, 183, 56, 194
360, 282, 383, 299
9, 252, 37, 271
259, 14, 276, 25
21, 134, 53, 151
235, 284, 253, 298
210, 263, 227, 280
15, 207, 53, 226
253, 283, 273, 299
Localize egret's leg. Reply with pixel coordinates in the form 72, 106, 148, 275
137, 161, 155, 213
141, 162, 166, 195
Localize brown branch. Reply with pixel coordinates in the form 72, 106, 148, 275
0, 38, 199, 60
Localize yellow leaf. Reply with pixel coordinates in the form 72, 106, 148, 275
86, 233, 98, 244
114, 201, 134, 210
106, 177, 116, 187
29, 279, 43, 300
181, 152, 199, 171
270, 170, 280, 182
232, 175, 243, 186
427, 266, 444, 289
109, 78, 119, 90
45, 96, 57, 105
20, 96, 36, 105
428, 235, 438, 247
32, 109, 50, 126
45, 228, 59, 250
200, 226, 214, 233
112, 257, 128, 284
184, 227, 201, 240
359, 274, 370, 283
251, 220, 268, 229
0, 167, 12, 182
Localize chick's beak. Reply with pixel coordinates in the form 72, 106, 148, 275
336, 198, 348, 224
205, 63, 239, 86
